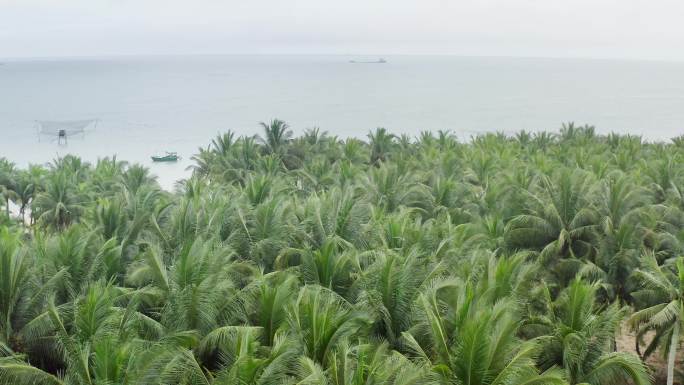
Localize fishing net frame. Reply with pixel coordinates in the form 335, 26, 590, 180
35, 119, 99, 142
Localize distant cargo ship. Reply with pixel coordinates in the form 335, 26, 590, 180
349, 58, 386, 64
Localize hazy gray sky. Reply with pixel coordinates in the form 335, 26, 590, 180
1, 0, 683, 60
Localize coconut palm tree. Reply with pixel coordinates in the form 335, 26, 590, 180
232, 272, 298, 345
527, 278, 650, 385
630, 254, 684, 385
211, 131, 235, 156
287, 285, 370, 364
0, 356, 63, 385
226, 196, 297, 271
355, 250, 433, 348
120, 164, 157, 195
0, 229, 33, 351
4, 125, 683, 385
159, 238, 237, 335
505, 168, 599, 283
32, 172, 85, 230
298, 187, 370, 248
196, 326, 299, 384
327, 340, 432, 385
364, 164, 432, 213
584, 172, 651, 301
0, 159, 17, 220
298, 238, 359, 296
402, 278, 565, 385
12, 166, 46, 224
368, 127, 396, 164
259, 119, 293, 155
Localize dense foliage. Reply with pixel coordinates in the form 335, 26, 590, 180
1, 121, 683, 384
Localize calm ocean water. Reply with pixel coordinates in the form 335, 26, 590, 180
1, 55, 683, 189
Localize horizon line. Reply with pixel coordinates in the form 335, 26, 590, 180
2, 52, 684, 64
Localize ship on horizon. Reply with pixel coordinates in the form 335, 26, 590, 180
349, 58, 386, 64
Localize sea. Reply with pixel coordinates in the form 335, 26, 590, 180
1, 54, 683, 189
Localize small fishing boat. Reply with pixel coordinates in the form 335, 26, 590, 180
151, 152, 180, 162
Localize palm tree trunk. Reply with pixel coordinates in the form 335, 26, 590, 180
667, 321, 679, 385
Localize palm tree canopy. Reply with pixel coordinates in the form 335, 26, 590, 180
2, 123, 676, 385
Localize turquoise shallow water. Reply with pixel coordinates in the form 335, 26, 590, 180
1, 55, 683, 188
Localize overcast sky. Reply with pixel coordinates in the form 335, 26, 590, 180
1, 0, 683, 60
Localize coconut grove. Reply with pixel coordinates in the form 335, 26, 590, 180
1, 121, 683, 384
